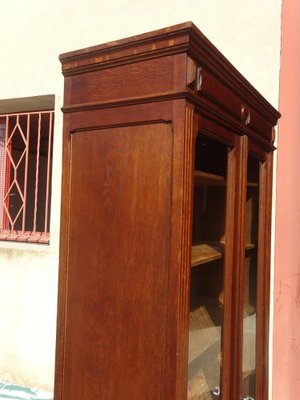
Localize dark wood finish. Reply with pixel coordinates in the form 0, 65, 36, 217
67, 54, 185, 106
55, 22, 280, 400
190, 66, 274, 141
194, 170, 226, 186
238, 136, 250, 400
220, 142, 237, 400
65, 124, 171, 400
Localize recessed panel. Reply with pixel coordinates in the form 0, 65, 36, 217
64, 123, 172, 400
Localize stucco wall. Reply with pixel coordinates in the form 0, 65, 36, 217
0, 0, 281, 392
273, 0, 300, 398
0, 249, 58, 391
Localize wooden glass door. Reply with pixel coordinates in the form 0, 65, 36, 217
242, 155, 259, 399
241, 146, 271, 400
188, 132, 272, 400
188, 133, 230, 400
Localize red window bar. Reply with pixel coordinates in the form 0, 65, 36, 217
0, 111, 54, 244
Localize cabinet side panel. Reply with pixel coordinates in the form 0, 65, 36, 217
63, 123, 172, 400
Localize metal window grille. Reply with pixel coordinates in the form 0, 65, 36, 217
0, 124, 5, 229
0, 110, 54, 244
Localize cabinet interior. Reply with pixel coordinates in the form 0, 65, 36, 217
188, 133, 227, 400
188, 135, 260, 400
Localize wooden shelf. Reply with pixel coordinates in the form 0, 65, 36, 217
192, 243, 255, 268
247, 181, 258, 188
192, 243, 224, 267
245, 243, 256, 251
194, 170, 258, 188
194, 170, 226, 187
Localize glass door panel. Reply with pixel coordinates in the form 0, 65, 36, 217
242, 155, 260, 399
188, 134, 228, 400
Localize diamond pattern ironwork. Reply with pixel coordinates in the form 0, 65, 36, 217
0, 110, 54, 242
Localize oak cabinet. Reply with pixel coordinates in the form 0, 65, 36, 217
54, 22, 280, 400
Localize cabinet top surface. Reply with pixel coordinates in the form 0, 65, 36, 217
59, 21, 197, 60
59, 21, 280, 121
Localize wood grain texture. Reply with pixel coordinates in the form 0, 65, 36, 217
191, 243, 223, 267
56, 22, 280, 400
191, 242, 255, 269
254, 150, 273, 400
54, 77, 73, 400
63, 123, 172, 400
194, 68, 274, 141
226, 135, 249, 400
163, 101, 196, 400
262, 152, 273, 400
67, 101, 173, 133
67, 55, 182, 106
60, 22, 279, 153
59, 22, 280, 126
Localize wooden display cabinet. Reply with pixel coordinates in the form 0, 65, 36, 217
54, 22, 280, 400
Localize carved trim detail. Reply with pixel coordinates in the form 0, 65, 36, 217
241, 104, 251, 126
62, 91, 274, 152
195, 66, 203, 91
60, 22, 280, 124
176, 102, 195, 399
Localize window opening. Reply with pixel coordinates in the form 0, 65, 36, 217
0, 110, 54, 244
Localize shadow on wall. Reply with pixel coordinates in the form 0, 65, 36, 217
0, 382, 52, 400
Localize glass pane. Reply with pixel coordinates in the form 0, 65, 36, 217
242, 156, 259, 398
188, 135, 228, 400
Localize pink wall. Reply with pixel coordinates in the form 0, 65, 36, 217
273, 0, 300, 398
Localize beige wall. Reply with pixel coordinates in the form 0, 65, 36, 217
0, 249, 58, 391
0, 0, 282, 392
